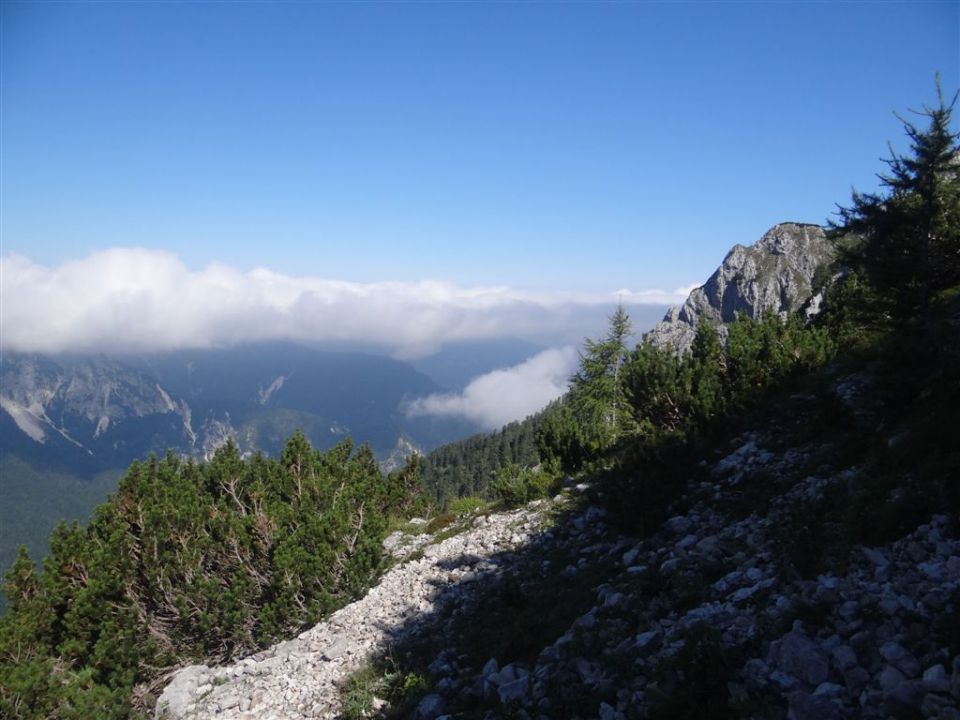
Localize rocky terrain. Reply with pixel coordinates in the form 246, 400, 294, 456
155, 503, 558, 719
646, 223, 835, 353
156, 383, 960, 720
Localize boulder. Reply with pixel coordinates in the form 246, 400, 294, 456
156, 665, 210, 719
880, 641, 921, 678
412, 694, 447, 720
884, 681, 925, 720
830, 644, 858, 672
498, 676, 530, 705
788, 690, 841, 720
773, 631, 830, 687
922, 664, 950, 694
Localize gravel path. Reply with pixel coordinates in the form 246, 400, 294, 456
156, 503, 552, 719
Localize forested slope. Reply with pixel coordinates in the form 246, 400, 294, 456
420, 417, 542, 507
0, 435, 424, 717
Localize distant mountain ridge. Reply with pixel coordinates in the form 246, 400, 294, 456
0, 343, 482, 471
645, 222, 836, 353
0, 342, 486, 599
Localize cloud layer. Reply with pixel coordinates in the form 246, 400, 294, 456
1, 248, 692, 358
405, 346, 579, 429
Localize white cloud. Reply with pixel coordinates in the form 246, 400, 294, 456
405, 346, 579, 429
0, 248, 693, 357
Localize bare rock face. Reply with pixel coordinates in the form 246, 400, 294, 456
646, 223, 835, 354
0, 353, 187, 448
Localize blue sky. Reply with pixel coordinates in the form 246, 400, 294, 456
2, 1, 958, 293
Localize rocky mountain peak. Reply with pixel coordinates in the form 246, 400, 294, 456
646, 222, 835, 353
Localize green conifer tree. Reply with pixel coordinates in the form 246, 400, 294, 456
833, 80, 960, 325
688, 320, 726, 424
622, 341, 688, 437
569, 303, 634, 450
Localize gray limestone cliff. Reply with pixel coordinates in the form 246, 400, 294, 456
646, 222, 836, 354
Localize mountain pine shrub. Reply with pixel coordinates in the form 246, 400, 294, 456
0, 433, 423, 719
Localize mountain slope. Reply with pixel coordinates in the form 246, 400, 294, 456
420, 416, 543, 506
0, 455, 122, 611
155, 358, 960, 719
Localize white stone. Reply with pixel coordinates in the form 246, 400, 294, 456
155, 503, 550, 719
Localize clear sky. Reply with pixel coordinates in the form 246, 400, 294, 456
2, 1, 958, 293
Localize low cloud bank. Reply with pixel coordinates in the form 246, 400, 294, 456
405, 346, 579, 429
1, 248, 692, 358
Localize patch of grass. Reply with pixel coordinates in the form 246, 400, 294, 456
539, 492, 577, 528
340, 665, 380, 720
431, 522, 471, 545
448, 496, 488, 516
491, 463, 561, 508
425, 512, 456, 534
340, 659, 431, 720
384, 517, 430, 535
421, 497, 494, 544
